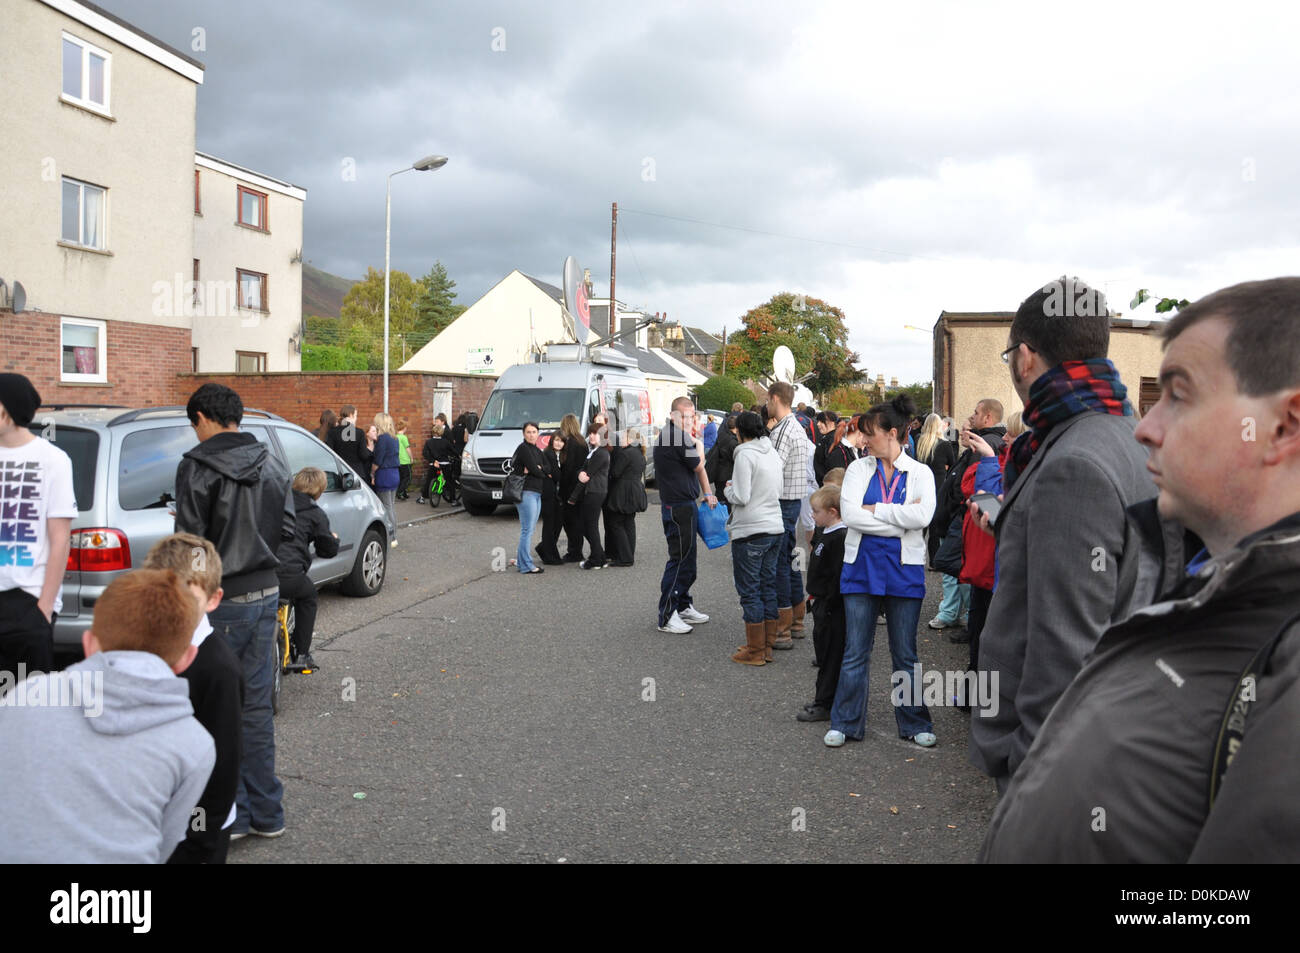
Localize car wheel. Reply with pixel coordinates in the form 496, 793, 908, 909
340, 526, 386, 596
463, 501, 497, 516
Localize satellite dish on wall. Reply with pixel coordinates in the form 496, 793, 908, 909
12, 282, 25, 313
772, 345, 796, 383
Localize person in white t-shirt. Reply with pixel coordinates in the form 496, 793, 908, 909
0, 374, 76, 679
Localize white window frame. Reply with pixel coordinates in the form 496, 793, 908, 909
61, 32, 112, 116
60, 317, 108, 384
237, 268, 268, 312
61, 176, 108, 250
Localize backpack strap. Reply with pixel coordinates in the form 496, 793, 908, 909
1207, 609, 1300, 809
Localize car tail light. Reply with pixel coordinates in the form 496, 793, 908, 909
67, 528, 132, 572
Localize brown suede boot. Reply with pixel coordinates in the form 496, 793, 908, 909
732, 622, 767, 666
774, 607, 795, 650
790, 600, 807, 638
763, 618, 778, 662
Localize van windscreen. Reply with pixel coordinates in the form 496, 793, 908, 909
480, 389, 583, 431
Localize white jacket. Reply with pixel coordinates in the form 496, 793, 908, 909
839, 450, 936, 566
724, 439, 785, 540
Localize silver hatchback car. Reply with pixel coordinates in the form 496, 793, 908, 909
30, 405, 390, 653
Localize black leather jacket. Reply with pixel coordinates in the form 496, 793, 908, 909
174, 431, 295, 597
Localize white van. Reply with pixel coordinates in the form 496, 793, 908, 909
459, 345, 655, 515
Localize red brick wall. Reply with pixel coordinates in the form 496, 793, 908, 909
173, 370, 499, 481
1, 310, 191, 408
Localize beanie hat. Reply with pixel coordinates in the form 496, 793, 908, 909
0, 373, 42, 427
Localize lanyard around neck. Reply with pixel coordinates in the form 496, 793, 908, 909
876, 463, 902, 504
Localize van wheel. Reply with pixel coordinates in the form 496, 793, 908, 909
340, 527, 386, 596
463, 501, 497, 516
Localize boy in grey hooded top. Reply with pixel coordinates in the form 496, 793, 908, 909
0, 570, 214, 863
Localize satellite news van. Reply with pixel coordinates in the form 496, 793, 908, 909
458, 258, 658, 516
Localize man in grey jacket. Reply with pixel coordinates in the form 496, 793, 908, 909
970, 277, 1156, 792
981, 277, 1300, 861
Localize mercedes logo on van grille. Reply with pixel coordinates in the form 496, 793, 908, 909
501, 459, 513, 474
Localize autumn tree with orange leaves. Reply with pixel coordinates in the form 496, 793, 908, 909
722, 292, 863, 397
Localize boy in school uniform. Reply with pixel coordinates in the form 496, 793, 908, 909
0, 570, 214, 863
144, 533, 244, 863
797, 486, 848, 723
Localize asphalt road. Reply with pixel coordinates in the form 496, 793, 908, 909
232, 495, 999, 863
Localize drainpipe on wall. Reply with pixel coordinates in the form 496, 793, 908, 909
944, 322, 955, 417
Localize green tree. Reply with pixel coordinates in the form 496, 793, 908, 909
692, 375, 754, 412
415, 261, 467, 340
339, 266, 421, 370
725, 293, 862, 395
1130, 289, 1190, 313
301, 343, 369, 371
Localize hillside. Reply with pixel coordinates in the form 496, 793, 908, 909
303, 263, 357, 318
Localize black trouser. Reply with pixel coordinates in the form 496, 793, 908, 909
167, 825, 232, 865
443, 460, 460, 501
397, 464, 412, 498
0, 589, 54, 681
812, 597, 846, 710
538, 494, 563, 564
968, 585, 994, 671
277, 573, 318, 656
604, 509, 636, 564
580, 498, 605, 563
562, 491, 585, 558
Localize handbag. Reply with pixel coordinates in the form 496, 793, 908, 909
502, 470, 526, 504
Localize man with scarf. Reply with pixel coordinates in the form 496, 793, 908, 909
969, 277, 1157, 794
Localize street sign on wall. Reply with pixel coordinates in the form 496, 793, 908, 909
466, 348, 495, 373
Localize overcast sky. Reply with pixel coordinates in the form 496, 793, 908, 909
109, 0, 1300, 383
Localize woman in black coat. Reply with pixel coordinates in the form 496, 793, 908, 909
604, 432, 648, 567
815, 416, 861, 485
557, 413, 587, 562
568, 422, 610, 570
535, 432, 565, 565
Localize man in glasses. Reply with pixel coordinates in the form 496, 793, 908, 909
969, 277, 1156, 795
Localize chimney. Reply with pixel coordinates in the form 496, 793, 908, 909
890, 376, 899, 389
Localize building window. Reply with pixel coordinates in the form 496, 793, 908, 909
237, 269, 267, 311
61, 317, 108, 383
192, 347, 199, 372
62, 33, 111, 114
194, 170, 201, 214
236, 351, 266, 373
237, 186, 268, 230
61, 177, 106, 250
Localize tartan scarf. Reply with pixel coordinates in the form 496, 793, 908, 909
1011, 358, 1132, 475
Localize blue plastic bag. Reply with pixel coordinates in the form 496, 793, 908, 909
696, 499, 731, 550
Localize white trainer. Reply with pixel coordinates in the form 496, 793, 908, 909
657, 611, 693, 634
823, 729, 846, 747
678, 606, 710, 624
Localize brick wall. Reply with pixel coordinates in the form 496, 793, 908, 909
173, 370, 499, 481
1, 310, 191, 407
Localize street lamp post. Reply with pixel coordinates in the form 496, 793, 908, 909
384, 154, 448, 414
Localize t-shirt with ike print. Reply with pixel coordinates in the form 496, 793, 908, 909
0, 436, 78, 612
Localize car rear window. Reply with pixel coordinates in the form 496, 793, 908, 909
118, 425, 196, 510
26, 424, 98, 511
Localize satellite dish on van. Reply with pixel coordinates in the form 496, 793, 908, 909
772, 345, 796, 383
562, 256, 591, 347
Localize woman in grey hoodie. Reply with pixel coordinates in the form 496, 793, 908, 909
723, 412, 786, 665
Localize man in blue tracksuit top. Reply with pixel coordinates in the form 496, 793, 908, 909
653, 397, 718, 634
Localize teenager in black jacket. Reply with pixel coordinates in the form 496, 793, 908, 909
535, 432, 565, 565
604, 434, 648, 566
275, 468, 340, 670
705, 415, 738, 491
327, 404, 372, 483
556, 414, 587, 561
419, 422, 455, 506
568, 422, 610, 570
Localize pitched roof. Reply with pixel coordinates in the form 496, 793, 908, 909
523, 274, 563, 303
680, 326, 722, 355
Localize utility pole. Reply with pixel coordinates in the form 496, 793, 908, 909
609, 202, 618, 335
721, 324, 726, 375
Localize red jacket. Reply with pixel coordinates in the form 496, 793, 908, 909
958, 456, 998, 589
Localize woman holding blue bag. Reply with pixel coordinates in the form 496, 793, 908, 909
724, 412, 785, 665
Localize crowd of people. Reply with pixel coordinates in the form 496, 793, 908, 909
2, 272, 1299, 864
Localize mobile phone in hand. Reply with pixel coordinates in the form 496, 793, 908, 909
970, 491, 1002, 522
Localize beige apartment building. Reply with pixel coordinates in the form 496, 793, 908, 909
932, 311, 1165, 422
193, 153, 306, 372
0, 0, 203, 404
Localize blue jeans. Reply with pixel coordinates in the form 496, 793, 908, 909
776, 498, 806, 609
659, 502, 698, 626
937, 573, 970, 624
516, 491, 541, 572
210, 591, 284, 832
831, 593, 933, 740
731, 533, 781, 624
